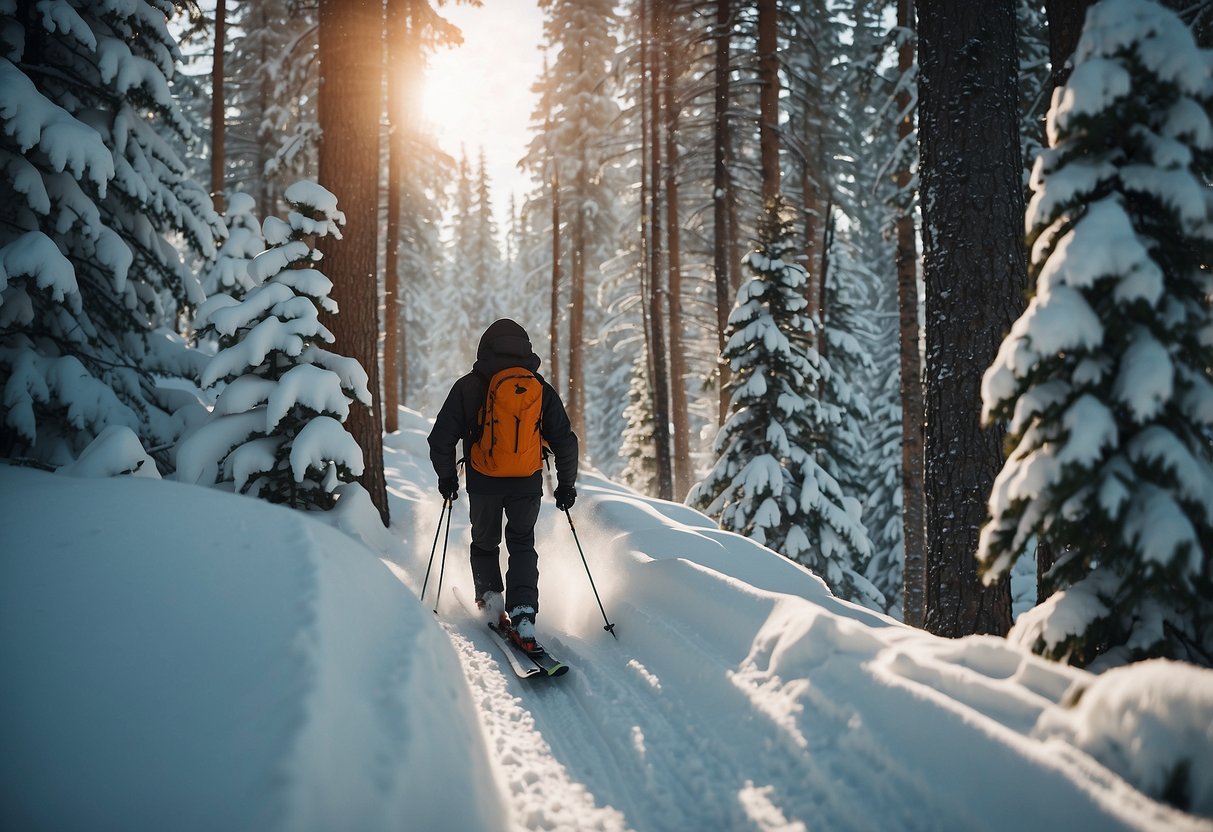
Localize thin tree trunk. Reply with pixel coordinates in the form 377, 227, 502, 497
661, 5, 690, 500
550, 161, 561, 394
917, 0, 1020, 635
569, 166, 587, 442
317, 0, 389, 525
757, 0, 780, 203
211, 0, 226, 214
645, 0, 674, 501
799, 15, 824, 328
897, 0, 928, 629
383, 0, 404, 434
712, 0, 733, 427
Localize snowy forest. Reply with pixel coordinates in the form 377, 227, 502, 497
2, 0, 1213, 678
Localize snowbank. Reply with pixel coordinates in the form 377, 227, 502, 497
0, 464, 504, 832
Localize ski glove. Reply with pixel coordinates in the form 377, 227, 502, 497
438, 477, 459, 502
554, 484, 577, 511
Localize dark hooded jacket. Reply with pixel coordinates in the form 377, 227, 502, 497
428, 319, 578, 496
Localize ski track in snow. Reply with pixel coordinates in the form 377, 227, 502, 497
381, 435, 1202, 832
389, 493, 938, 832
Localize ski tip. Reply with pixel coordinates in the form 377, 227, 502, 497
546, 663, 569, 677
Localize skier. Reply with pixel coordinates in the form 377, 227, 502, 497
428, 318, 579, 652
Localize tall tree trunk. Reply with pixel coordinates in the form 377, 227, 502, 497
757, 0, 780, 203
383, 0, 406, 434
917, 0, 1021, 636
661, 5, 690, 500
896, 0, 928, 628
569, 165, 587, 443
712, 0, 733, 427
550, 160, 562, 396
317, 0, 389, 525
798, 13, 825, 329
211, 0, 226, 214
645, 0, 674, 501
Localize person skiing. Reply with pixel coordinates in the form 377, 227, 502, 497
428, 318, 579, 652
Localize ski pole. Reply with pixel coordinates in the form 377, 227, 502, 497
420, 498, 451, 609
432, 497, 454, 615
564, 508, 616, 638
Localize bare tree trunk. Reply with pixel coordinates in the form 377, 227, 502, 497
317, 0, 389, 525
661, 6, 691, 500
757, 0, 780, 203
383, 0, 405, 434
897, 0, 928, 628
211, 0, 226, 214
569, 164, 587, 443
645, 0, 674, 501
550, 161, 562, 396
917, 0, 1020, 635
712, 0, 733, 427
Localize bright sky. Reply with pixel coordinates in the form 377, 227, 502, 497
420, 1, 547, 230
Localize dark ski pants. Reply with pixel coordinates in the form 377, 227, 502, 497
468, 492, 542, 617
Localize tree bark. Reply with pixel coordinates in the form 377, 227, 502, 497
569, 165, 587, 442
712, 0, 733, 427
895, 0, 927, 628
383, 0, 406, 434
661, 5, 690, 500
645, 0, 674, 501
211, 0, 226, 214
550, 159, 562, 396
917, 0, 1021, 636
317, 0, 389, 525
757, 0, 780, 203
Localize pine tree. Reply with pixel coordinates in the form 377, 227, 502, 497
0, 0, 223, 467
980, 0, 1213, 667
690, 199, 877, 605
178, 182, 369, 510
619, 354, 659, 495
201, 192, 265, 300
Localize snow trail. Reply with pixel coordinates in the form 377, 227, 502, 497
380, 420, 1207, 832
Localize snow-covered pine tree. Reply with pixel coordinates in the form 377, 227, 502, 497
177, 182, 369, 511
0, 0, 223, 467
201, 192, 264, 300
689, 198, 878, 606
619, 353, 659, 494
979, 0, 1213, 667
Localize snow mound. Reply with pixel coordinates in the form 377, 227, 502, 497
0, 465, 503, 832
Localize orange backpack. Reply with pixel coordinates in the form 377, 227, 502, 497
470, 368, 545, 477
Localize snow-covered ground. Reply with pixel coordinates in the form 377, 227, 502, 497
3, 407, 1211, 831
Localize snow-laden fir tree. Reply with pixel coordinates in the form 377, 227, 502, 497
619, 353, 659, 495
689, 199, 878, 607
201, 192, 264, 300
0, 0, 223, 467
979, 0, 1213, 668
176, 182, 369, 511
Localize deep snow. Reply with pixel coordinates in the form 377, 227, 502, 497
2, 406, 1211, 831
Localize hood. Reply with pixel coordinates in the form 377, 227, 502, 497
473, 318, 541, 377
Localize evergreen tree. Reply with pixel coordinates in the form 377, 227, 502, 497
178, 182, 369, 511
980, 0, 1213, 667
690, 199, 878, 606
201, 192, 265, 300
619, 354, 659, 495
0, 0, 222, 467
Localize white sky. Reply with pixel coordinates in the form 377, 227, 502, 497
420, 1, 547, 230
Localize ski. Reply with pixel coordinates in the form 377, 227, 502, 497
453, 587, 569, 679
